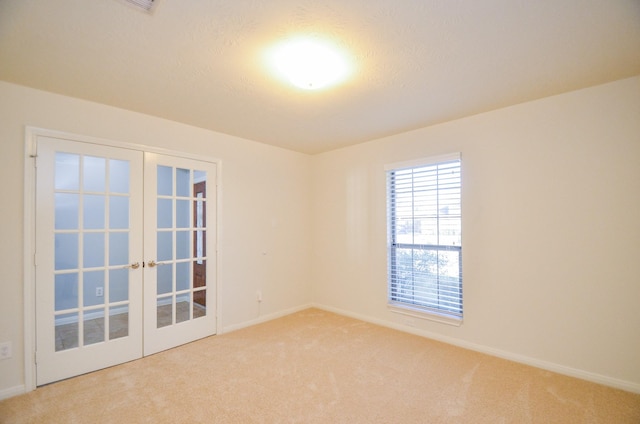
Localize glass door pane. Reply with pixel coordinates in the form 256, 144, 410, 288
154, 165, 209, 328
52, 153, 136, 351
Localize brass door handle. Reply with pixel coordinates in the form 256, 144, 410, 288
147, 260, 157, 268
125, 262, 140, 270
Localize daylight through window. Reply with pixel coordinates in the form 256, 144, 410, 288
386, 154, 462, 320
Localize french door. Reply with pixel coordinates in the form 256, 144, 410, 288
34, 135, 216, 386
143, 153, 216, 355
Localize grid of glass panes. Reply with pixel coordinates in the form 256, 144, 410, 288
156, 166, 207, 328
54, 153, 131, 351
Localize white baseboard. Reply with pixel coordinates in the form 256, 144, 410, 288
222, 303, 313, 334
312, 303, 640, 395
0, 385, 26, 401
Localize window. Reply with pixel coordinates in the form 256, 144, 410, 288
386, 154, 462, 322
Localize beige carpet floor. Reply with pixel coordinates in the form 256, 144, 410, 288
1, 308, 639, 423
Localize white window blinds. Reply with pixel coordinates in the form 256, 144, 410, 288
386, 154, 462, 319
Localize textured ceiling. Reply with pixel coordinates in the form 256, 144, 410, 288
1, 0, 639, 154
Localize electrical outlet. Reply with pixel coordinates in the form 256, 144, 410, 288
96, 287, 104, 297
0, 342, 12, 360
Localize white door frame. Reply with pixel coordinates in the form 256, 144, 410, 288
23, 126, 222, 393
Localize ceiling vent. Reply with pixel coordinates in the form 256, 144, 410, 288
122, 0, 156, 12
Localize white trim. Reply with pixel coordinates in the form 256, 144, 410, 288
0, 385, 26, 401
222, 303, 313, 334
313, 303, 640, 394
25, 126, 220, 164
23, 126, 223, 393
384, 152, 461, 171
23, 131, 37, 393
214, 160, 223, 337
388, 303, 462, 327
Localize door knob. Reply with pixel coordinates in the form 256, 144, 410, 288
147, 260, 157, 268
125, 262, 140, 270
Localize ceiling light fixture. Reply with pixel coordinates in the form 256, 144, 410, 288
266, 37, 353, 91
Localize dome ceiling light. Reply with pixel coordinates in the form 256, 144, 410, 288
266, 37, 353, 91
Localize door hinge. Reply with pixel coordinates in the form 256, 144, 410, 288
34, 252, 37, 267
34, 351, 37, 365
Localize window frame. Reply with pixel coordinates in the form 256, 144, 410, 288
385, 153, 463, 326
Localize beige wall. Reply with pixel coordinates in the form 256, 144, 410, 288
1, 76, 639, 397
0, 81, 312, 395
311, 76, 640, 391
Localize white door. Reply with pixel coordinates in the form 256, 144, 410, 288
35, 137, 144, 385
143, 153, 217, 355
35, 136, 217, 385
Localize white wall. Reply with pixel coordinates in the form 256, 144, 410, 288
2, 76, 639, 398
311, 76, 640, 391
0, 81, 312, 396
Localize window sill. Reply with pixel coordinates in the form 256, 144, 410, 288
388, 303, 463, 327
